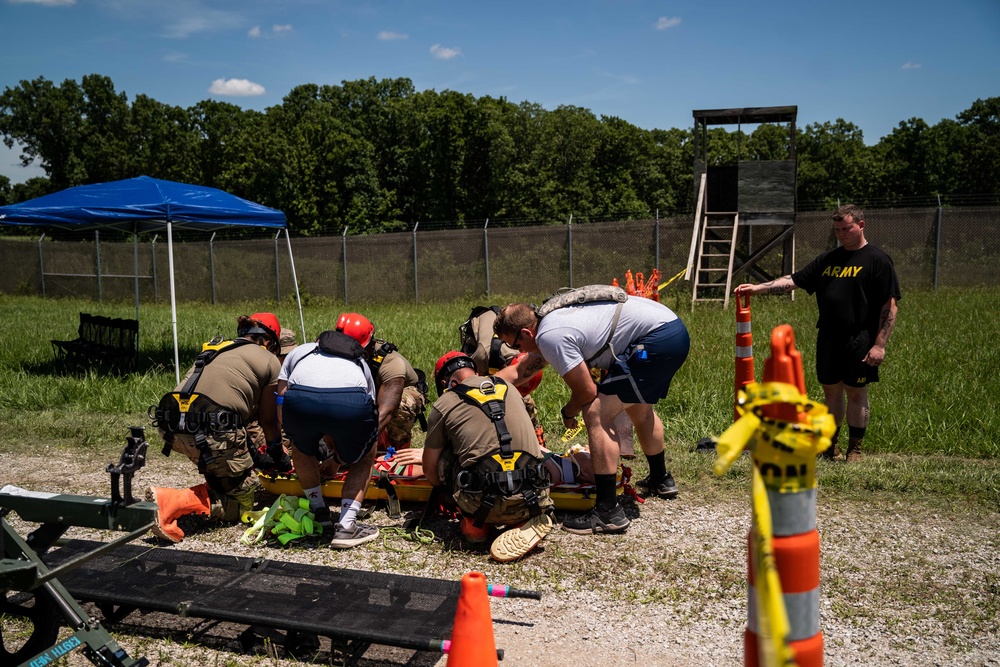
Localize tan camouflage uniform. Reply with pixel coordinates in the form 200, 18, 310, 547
462, 306, 546, 447
167, 428, 261, 521
372, 341, 428, 452
381, 385, 427, 449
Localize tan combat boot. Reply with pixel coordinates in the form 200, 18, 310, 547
846, 439, 863, 463
145, 484, 212, 543
821, 442, 842, 460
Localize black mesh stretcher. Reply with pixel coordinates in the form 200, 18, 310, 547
46, 539, 535, 664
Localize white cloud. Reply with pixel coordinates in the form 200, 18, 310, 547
158, 2, 245, 39
9, 0, 74, 5
901, 62, 922, 70
162, 51, 192, 63
430, 43, 461, 60
208, 78, 266, 97
249, 24, 291, 39
655, 16, 682, 30
378, 30, 408, 41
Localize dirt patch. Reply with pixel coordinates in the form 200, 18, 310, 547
3, 446, 999, 667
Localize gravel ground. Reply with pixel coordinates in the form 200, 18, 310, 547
3, 444, 999, 667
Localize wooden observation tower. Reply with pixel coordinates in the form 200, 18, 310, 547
686, 106, 798, 307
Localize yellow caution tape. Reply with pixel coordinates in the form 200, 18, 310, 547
750, 467, 798, 667
657, 267, 689, 291
561, 425, 584, 442
715, 381, 836, 492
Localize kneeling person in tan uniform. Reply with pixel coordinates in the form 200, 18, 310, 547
421, 351, 554, 562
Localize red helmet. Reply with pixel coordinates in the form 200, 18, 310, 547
336, 313, 375, 348
244, 312, 281, 343
434, 351, 476, 396
511, 352, 543, 396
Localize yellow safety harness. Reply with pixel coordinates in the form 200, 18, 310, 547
450, 377, 549, 526
151, 338, 255, 472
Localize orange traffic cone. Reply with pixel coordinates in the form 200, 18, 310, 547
761, 324, 806, 423
446, 571, 498, 666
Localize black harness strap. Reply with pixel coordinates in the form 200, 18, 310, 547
367, 340, 398, 373
451, 378, 514, 457
487, 336, 505, 375
153, 338, 255, 470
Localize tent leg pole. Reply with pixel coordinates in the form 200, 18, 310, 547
167, 222, 180, 385
133, 226, 140, 322
285, 229, 306, 341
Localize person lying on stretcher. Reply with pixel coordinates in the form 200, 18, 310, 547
386, 443, 595, 485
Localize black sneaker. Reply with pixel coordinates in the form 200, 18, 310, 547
636, 473, 679, 499
562, 504, 630, 535
311, 505, 334, 528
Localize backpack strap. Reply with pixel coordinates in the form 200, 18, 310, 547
584, 300, 625, 365
285, 330, 366, 377
535, 285, 628, 366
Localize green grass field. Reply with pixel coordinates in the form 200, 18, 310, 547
0, 288, 997, 510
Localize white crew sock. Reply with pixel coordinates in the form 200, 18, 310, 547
303, 485, 324, 510
338, 499, 362, 529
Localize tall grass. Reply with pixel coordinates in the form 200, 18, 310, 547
0, 288, 997, 508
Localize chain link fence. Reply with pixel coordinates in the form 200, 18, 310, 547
2, 205, 998, 304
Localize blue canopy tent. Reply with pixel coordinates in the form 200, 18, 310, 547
0, 176, 305, 382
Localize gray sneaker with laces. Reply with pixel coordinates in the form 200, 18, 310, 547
329, 522, 379, 549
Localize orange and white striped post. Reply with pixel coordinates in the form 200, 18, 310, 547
734, 293, 755, 420
715, 324, 835, 667
745, 325, 824, 667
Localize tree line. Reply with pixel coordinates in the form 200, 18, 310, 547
1, 74, 997, 235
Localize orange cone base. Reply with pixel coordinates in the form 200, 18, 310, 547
447, 571, 498, 666
744, 629, 823, 667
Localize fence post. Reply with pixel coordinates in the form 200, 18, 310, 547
484, 218, 491, 297
151, 234, 159, 303
38, 234, 46, 297
412, 222, 420, 304
567, 214, 574, 288
342, 226, 349, 304
209, 232, 217, 304
274, 231, 282, 302
933, 195, 942, 290
655, 208, 660, 272
95, 230, 102, 303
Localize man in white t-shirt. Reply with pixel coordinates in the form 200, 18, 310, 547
277, 330, 380, 549
495, 296, 689, 535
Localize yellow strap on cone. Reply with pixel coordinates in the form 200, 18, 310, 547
750, 467, 797, 667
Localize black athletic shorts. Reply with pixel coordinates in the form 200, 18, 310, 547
815, 329, 878, 388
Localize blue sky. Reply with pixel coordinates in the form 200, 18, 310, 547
2, 0, 998, 184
